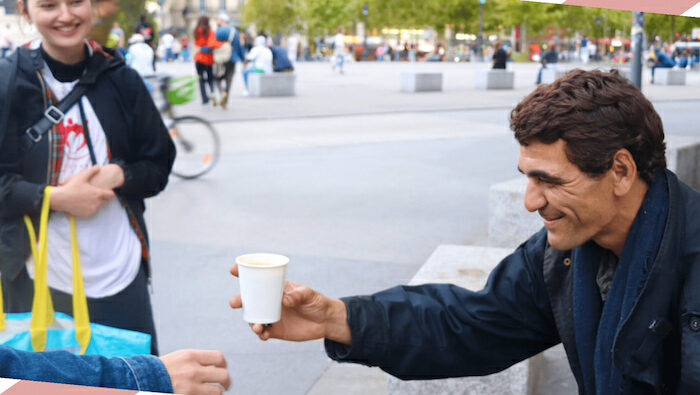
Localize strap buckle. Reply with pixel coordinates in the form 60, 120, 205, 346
44, 105, 64, 124
25, 127, 43, 143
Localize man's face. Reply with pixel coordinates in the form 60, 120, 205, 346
518, 139, 619, 251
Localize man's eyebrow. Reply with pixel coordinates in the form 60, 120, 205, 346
517, 167, 566, 184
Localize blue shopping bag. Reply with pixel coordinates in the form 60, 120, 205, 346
0, 186, 151, 357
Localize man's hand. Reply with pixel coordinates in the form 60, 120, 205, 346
229, 264, 352, 345
50, 165, 115, 217
89, 164, 125, 190
159, 349, 230, 395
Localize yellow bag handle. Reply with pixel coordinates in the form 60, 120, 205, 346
12, 186, 91, 354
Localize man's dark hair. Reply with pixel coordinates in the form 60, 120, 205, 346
510, 69, 666, 184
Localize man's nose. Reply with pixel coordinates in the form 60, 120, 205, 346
523, 179, 546, 213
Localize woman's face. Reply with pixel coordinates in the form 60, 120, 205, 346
19, 0, 93, 56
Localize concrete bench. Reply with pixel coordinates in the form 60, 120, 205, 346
387, 244, 543, 395
654, 68, 686, 85
475, 69, 515, 90
401, 71, 442, 92
249, 73, 296, 97
540, 67, 567, 84
488, 136, 700, 249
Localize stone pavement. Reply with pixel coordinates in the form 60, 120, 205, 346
158, 60, 700, 123
144, 60, 700, 395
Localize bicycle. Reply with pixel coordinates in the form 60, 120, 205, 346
147, 75, 220, 179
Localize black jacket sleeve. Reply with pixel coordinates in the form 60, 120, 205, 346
325, 231, 560, 379
110, 67, 175, 199
0, 54, 45, 221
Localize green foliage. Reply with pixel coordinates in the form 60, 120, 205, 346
242, 0, 297, 34
241, 0, 700, 45
645, 13, 699, 42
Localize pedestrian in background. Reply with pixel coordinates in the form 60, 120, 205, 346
492, 41, 508, 69
1, 24, 13, 58
179, 33, 191, 61
332, 27, 345, 74
193, 15, 221, 105
536, 40, 558, 84
241, 35, 273, 96
126, 33, 155, 90
214, 12, 244, 109
160, 31, 175, 62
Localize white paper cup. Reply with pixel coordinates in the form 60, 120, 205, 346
236, 253, 289, 324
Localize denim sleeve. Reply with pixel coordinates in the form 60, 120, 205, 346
0, 346, 173, 392
325, 230, 560, 380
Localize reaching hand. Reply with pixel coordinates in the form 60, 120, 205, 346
229, 264, 352, 345
88, 164, 125, 190
159, 349, 230, 395
50, 165, 115, 217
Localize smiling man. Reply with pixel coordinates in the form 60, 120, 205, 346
230, 69, 700, 394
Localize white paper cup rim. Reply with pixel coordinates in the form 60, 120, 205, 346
236, 253, 289, 268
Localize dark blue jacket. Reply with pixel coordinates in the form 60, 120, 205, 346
326, 170, 700, 394
270, 46, 294, 72
215, 26, 245, 63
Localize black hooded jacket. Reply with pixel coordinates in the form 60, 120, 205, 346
0, 44, 175, 289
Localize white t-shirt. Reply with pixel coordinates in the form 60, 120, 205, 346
246, 45, 273, 74
160, 33, 174, 48
127, 42, 155, 77
26, 64, 142, 299
333, 34, 345, 56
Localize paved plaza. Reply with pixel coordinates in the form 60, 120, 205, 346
145, 60, 700, 394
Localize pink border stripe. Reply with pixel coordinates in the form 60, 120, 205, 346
3, 380, 138, 394
562, 0, 700, 16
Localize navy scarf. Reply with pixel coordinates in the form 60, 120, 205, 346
572, 173, 668, 394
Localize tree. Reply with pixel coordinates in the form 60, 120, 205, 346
242, 0, 298, 35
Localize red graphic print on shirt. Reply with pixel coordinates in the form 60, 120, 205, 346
58, 117, 91, 181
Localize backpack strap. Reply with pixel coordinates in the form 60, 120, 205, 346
22, 49, 108, 150
0, 52, 18, 150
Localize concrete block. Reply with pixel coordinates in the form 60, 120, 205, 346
249, 73, 296, 97
401, 72, 443, 92
540, 68, 567, 84
654, 68, 686, 85
387, 245, 544, 395
475, 69, 515, 90
668, 136, 700, 191
488, 177, 542, 249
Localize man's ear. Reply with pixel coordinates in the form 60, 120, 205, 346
610, 148, 638, 197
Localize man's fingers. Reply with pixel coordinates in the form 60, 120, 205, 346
284, 284, 315, 307
229, 294, 242, 309
250, 323, 264, 335
192, 349, 227, 368
230, 264, 239, 277
198, 367, 231, 390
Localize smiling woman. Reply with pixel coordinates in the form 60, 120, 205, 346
18, 0, 94, 64
0, 0, 175, 357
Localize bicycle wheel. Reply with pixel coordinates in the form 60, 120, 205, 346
169, 115, 220, 179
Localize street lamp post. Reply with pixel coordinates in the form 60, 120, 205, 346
477, 0, 485, 61
630, 11, 645, 89
362, 3, 369, 61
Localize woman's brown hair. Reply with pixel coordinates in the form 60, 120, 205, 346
193, 15, 210, 39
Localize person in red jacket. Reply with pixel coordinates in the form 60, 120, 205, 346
193, 16, 221, 105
